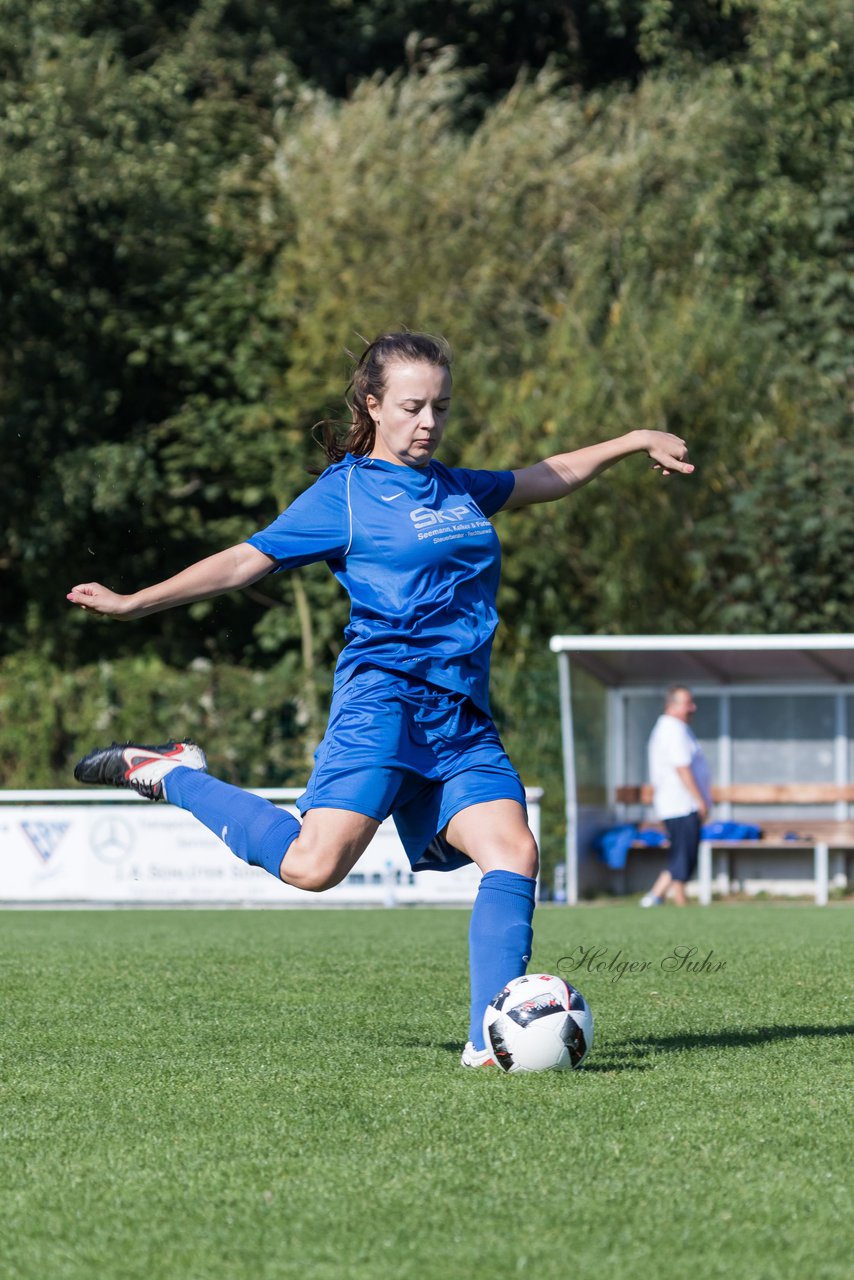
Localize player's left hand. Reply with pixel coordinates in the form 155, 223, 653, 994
642, 430, 694, 477
66, 582, 135, 618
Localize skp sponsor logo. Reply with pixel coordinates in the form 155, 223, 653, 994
409, 504, 471, 530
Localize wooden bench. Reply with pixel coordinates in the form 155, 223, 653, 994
614, 785, 854, 906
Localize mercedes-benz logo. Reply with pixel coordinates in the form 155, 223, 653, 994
90, 816, 135, 863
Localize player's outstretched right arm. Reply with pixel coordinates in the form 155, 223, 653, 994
66, 543, 276, 621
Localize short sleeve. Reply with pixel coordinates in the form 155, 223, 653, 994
448, 467, 515, 518
246, 470, 349, 571
663, 720, 693, 768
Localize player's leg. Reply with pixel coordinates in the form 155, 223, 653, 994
164, 768, 381, 887
74, 671, 411, 889
163, 764, 303, 878
275, 807, 380, 891
73, 739, 381, 888
445, 798, 539, 877
395, 690, 540, 1066
445, 799, 539, 1061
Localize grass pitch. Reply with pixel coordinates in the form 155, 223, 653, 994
0, 904, 851, 1280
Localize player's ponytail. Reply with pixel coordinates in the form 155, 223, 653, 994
315, 331, 453, 465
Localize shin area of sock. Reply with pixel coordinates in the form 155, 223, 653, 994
467, 869, 536, 1050
164, 767, 300, 879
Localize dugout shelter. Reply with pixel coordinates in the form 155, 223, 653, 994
550, 634, 854, 905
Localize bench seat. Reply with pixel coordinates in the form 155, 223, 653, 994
617, 788, 854, 905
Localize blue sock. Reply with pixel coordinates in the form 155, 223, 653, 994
468, 869, 536, 1050
163, 767, 300, 880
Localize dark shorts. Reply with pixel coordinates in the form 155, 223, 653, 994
664, 812, 701, 882
297, 667, 527, 873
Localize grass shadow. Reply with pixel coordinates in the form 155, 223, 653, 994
609, 1022, 854, 1060
424, 1022, 854, 1068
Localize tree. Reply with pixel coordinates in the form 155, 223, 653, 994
0, 4, 288, 665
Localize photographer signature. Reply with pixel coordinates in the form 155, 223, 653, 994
558, 944, 726, 983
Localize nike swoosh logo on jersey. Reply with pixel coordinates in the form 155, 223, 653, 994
381, 492, 405, 502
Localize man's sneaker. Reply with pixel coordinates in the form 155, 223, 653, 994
73, 740, 207, 801
639, 893, 664, 908
460, 1041, 497, 1068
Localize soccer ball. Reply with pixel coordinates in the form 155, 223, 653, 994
483, 973, 594, 1073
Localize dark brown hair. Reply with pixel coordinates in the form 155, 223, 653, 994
318, 331, 453, 464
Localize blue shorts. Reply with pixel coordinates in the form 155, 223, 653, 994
664, 812, 701, 882
297, 667, 526, 872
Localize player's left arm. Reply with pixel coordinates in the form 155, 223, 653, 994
499, 429, 694, 512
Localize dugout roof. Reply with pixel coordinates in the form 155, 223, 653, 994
548, 634, 854, 686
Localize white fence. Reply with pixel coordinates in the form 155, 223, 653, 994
0, 787, 542, 907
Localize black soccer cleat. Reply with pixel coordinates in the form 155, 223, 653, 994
73, 739, 207, 801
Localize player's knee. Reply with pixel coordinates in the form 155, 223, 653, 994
516, 833, 540, 878
282, 836, 351, 893
486, 831, 539, 878
298, 861, 348, 893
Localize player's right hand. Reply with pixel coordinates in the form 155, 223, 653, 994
66, 583, 137, 619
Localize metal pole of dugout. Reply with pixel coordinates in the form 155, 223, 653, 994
556, 650, 578, 906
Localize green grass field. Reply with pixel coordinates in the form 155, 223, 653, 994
1, 904, 851, 1280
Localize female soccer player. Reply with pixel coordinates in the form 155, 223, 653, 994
68, 332, 693, 1066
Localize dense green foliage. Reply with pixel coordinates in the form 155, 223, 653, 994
1, 2, 851, 868
1, 906, 852, 1279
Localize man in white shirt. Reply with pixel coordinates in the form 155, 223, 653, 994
640, 684, 713, 907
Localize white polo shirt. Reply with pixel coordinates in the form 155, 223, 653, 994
647, 713, 713, 821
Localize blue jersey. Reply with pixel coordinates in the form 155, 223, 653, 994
246, 453, 515, 714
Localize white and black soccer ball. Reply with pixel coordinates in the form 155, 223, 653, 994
483, 973, 594, 1073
